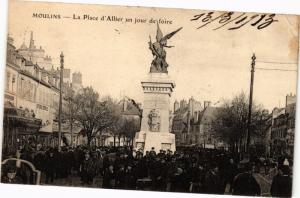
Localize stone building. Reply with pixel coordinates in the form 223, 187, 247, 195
18, 31, 53, 70
270, 94, 296, 156
171, 97, 203, 146
2, 33, 84, 153
72, 72, 83, 93
5, 36, 19, 107
2, 34, 59, 154
190, 106, 224, 148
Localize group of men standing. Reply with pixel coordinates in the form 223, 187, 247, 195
1, 145, 293, 197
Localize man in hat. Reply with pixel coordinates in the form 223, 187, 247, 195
150, 147, 156, 157
115, 164, 126, 189
102, 164, 115, 189
157, 149, 166, 159
170, 167, 187, 192
79, 151, 94, 185
45, 148, 56, 184
1, 163, 23, 184
224, 158, 238, 192
231, 162, 261, 196
270, 159, 292, 197
204, 163, 223, 194
124, 164, 137, 190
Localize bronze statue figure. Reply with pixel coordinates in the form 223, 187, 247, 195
149, 23, 182, 73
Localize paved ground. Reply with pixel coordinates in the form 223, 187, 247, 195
42, 174, 103, 188
43, 172, 272, 196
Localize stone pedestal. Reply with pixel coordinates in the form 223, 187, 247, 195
134, 73, 176, 154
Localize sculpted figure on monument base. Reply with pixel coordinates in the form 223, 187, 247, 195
148, 109, 161, 132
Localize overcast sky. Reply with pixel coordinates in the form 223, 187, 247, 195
8, 0, 299, 111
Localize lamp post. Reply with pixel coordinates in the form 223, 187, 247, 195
58, 52, 64, 151
246, 54, 256, 153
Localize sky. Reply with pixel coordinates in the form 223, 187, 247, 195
7, 0, 299, 111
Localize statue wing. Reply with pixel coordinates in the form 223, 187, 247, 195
156, 23, 163, 42
161, 27, 183, 42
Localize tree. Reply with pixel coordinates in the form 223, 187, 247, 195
73, 87, 117, 147
98, 96, 122, 146
119, 118, 140, 146
212, 92, 265, 154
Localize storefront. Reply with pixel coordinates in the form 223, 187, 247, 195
2, 106, 42, 157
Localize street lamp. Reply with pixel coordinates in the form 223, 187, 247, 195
58, 52, 64, 151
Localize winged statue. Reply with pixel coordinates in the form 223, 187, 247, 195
149, 23, 183, 73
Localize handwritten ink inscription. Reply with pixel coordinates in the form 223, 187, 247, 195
190, 12, 278, 30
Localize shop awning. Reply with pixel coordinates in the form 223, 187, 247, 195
4, 107, 42, 130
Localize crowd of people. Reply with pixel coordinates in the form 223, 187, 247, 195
1, 145, 293, 197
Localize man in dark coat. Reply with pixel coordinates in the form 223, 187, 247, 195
186, 161, 202, 193
45, 149, 56, 184
270, 164, 292, 197
124, 165, 137, 190
155, 159, 168, 191
149, 157, 162, 190
224, 158, 238, 192
232, 162, 261, 196
79, 152, 94, 185
204, 164, 223, 194
135, 155, 148, 179
1, 163, 24, 184
115, 164, 126, 189
102, 165, 115, 189
170, 167, 187, 192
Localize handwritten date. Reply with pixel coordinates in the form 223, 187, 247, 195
190, 12, 278, 30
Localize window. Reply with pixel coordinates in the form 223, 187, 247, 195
6, 72, 10, 91
12, 74, 15, 92
19, 78, 24, 97
29, 82, 33, 101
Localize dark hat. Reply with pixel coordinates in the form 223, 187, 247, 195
243, 162, 252, 171
279, 165, 290, 175
3, 162, 17, 173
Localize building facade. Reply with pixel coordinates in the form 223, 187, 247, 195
2, 33, 84, 154
171, 97, 203, 146
270, 94, 296, 156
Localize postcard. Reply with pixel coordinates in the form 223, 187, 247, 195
1, 0, 299, 197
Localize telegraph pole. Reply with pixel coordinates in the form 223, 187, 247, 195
246, 54, 256, 153
69, 84, 73, 147
58, 52, 64, 151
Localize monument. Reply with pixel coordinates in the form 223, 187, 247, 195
134, 24, 182, 154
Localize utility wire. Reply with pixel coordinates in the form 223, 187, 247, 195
256, 60, 297, 65
256, 67, 297, 72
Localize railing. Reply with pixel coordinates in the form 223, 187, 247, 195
1, 158, 41, 185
